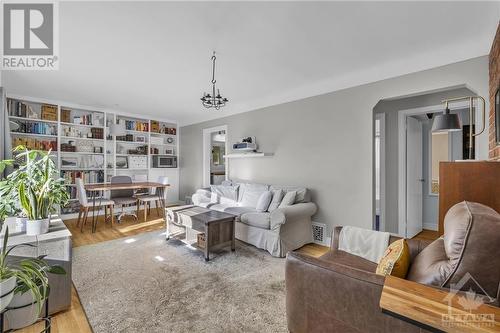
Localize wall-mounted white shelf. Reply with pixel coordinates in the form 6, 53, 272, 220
224, 152, 273, 159
10, 132, 57, 138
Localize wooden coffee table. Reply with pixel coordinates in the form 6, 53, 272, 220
174, 207, 236, 261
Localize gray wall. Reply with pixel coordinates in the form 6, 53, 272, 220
374, 87, 474, 233
180, 56, 489, 235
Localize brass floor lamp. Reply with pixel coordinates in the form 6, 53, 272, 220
432, 95, 486, 159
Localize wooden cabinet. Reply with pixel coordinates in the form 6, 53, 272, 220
439, 162, 500, 234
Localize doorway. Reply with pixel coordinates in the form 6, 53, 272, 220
374, 113, 385, 231
398, 103, 470, 238
203, 125, 228, 187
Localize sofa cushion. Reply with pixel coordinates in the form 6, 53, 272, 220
407, 201, 500, 298
279, 191, 296, 208
223, 206, 257, 217
210, 203, 232, 212
267, 189, 284, 212
270, 185, 310, 203
240, 212, 271, 230
256, 191, 272, 212
198, 201, 214, 208
210, 185, 239, 205
238, 183, 269, 208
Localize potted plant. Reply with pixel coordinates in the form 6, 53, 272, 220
0, 160, 17, 312
0, 147, 69, 236
0, 231, 17, 312
6, 255, 65, 329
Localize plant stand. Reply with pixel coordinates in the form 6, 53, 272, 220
0, 297, 51, 333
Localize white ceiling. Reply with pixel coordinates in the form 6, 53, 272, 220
3, 1, 499, 126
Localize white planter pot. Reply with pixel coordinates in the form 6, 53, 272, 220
26, 219, 49, 236
0, 276, 17, 312
1, 217, 17, 235
6, 290, 40, 329
15, 217, 27, 233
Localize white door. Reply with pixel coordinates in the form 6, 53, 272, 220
406, 117, 423, 238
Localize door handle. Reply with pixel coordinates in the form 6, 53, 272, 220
418, 178, 425, 182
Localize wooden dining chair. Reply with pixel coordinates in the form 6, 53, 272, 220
75, 178, 115, 232
136, 176, 168, 221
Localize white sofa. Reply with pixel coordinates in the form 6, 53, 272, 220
191, 181, 317, 257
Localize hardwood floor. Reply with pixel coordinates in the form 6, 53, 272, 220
19, 210, 329, 333
413, 229, 440, 241
296, 242, 329, 258
67, 210, 166, 248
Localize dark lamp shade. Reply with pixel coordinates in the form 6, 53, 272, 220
431, 110, 461, 132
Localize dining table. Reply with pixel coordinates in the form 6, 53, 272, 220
83, 182, 170, 233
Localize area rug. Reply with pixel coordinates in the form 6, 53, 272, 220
72, 231, 287, 333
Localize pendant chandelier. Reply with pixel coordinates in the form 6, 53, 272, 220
201, 51, 228, 110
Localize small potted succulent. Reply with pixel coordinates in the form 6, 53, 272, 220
0, 147, 69, 236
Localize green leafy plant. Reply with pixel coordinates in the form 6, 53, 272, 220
0, 146, 69, 221
0, 228, 65, 315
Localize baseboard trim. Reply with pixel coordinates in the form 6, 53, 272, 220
423, 222, 438, 231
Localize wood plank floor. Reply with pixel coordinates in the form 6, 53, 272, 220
413, 229, 440, 241
19, 210, 329, 333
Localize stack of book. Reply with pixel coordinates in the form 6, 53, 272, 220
12, 121, 57, 135
125, 120, 149, 132
61, 170, 104, 185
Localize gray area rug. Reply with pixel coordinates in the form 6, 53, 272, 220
72, 231, 287, 333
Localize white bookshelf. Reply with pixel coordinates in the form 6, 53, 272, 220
6, 95, 180, 219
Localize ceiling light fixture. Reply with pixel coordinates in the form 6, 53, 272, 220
201, 51, 228, 110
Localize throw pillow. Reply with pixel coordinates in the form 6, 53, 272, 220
210, 192, 219, 204
267, 189, 284, 212
256, 191, 273, 212
210, 185, 239, 205
375, 239, 411, 279
279, 191, 297, 208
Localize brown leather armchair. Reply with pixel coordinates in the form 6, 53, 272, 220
285, 201, 500, 333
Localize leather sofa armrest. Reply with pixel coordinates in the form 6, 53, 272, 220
270, 202, 317, 230
286, 252, 406, 333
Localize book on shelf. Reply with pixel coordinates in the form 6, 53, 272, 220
124, 120, 149, 132
11, 121, 57, 136
8, 99, 32, 118
61, 170, 104, 185
12, 137, 57, 151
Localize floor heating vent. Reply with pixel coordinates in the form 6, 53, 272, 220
311, 222, 327, 245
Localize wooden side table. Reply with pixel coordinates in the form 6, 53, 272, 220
380, 275, 500, 333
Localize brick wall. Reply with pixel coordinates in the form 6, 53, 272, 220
489, 23, 500, 160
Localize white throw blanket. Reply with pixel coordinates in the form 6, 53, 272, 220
338, 226, 390, 263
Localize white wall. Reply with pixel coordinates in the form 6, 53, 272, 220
180, 56, 489, 234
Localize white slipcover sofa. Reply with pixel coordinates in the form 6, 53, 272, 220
191, 181, 317, 257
